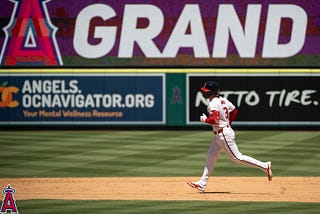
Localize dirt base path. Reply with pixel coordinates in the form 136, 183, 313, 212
1, 177, 319, 202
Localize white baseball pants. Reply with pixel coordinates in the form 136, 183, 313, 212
199, 126, 269, 186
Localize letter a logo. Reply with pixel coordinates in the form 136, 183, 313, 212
171, 86, 183, 104
1, 185, 19, 214
0, 0, 63, 65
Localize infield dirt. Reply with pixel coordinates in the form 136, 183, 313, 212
1, 177, 319, 202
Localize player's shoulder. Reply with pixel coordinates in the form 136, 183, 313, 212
219, 96, 236, 108
218, 96, 229, 103
209, 97, 220, 104
219, 96, 234, 105
208, 97, 223, 108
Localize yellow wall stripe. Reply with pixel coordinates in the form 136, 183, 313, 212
0, 68, 319, 73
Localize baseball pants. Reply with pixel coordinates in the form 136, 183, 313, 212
199, 126, 269, 186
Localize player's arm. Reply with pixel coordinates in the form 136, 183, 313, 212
200, 110, 220, 125
229, 108, 238, 125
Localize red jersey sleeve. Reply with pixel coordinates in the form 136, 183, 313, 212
229, 108, 238, 124
205, 110, 220, 125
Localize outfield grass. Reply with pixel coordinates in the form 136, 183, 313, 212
17, 200, 320, 214
0, 130, 319, 177
0, 130, 319, 213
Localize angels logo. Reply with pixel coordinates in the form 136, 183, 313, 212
0, 0, 63, 66
0, 185, 19, 214
171, 86, 183, 104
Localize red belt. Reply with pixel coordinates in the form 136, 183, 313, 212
214, 125, 229, 134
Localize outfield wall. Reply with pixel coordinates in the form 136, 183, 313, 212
0, 69, 319, 127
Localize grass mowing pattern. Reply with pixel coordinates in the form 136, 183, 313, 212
1, 130, 319, 213
0, 130, 319, 177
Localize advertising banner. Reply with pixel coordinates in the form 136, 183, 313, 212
0, 0, 319, 67
0, 74, 165, 124
187, 74, 320, 126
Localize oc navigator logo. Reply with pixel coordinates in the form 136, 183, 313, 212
0, 82, 19, 108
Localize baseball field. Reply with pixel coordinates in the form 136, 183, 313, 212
0, 130, 319, 213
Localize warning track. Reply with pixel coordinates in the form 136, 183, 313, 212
1, 177, 319, 202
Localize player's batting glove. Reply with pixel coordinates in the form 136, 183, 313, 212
200, 113, 207, 123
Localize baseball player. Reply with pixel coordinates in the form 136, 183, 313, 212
187, 81, 272, 192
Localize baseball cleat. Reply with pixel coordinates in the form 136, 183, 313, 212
187, 180, 206, 192
266, 161, 272, 181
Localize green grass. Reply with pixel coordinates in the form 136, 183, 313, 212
17, 200, 320, 214
0, 130, 319, 213
0, 130, 319, 177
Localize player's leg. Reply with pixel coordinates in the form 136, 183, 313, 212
201, 137, 222, 183
188, 137, 222, 191
218, 127, 272, 180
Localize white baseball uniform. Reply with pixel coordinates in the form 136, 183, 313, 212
197, 96, 269, 187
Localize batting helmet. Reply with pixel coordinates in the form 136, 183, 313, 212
200, 81, 220, 98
